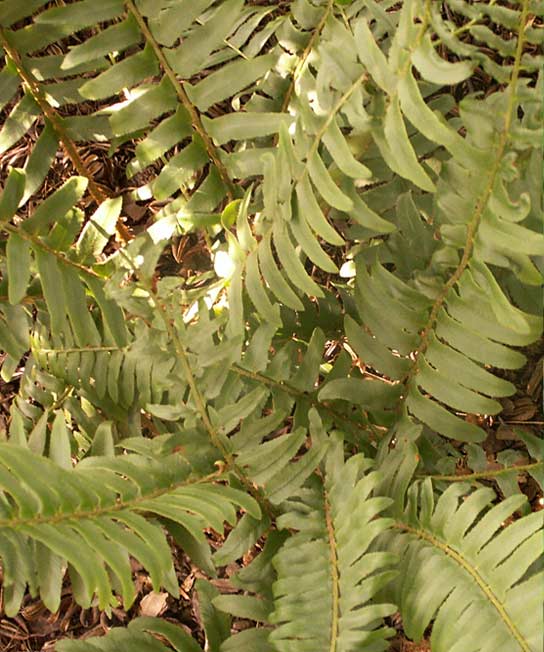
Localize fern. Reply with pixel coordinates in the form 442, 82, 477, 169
378, 444, 543, 652
0, 0, 542, 650
269, 436, 396, 652
56, 617, 204, 651
0, 442, 258, 615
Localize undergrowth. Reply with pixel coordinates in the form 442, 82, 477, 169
0, 0, 542, 650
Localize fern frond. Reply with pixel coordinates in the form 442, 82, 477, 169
56, 616, 203, 652
269, 436, 396, 652
0, 444, 258, 616
0, 0, 286, 229
342, 0, 543, 442
0, 28, 115, 214
377, 442, 543, 652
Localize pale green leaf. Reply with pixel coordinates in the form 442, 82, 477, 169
62, 16, 140, 69
307, 151, 353, 211
0, 168, 25, 221
383, 97, 436, 192
412, 35, 474, 84
76, 196, 122, 260
23, 177, 88, 235
0, 95, 40, 156
187, 54, 276, 112
203, 112, 293, 146
80, 45, 158, 100
6, 233, 31, 305
273, 221, 324, 297
354, 17, 396, 94
49, 412, 72, 469
258, 231, 304, 310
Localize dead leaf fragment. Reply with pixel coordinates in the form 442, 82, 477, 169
502, 396, 537, 421
495, 424, 533, 441
139, 592, 168, 618
527, 357, 543, 399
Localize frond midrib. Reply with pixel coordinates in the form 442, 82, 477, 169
419, 461, 543, 483
324, 486, 339, 652
393, 521, 530, 652
400, 0, 531, 385
125, 0, 236, 200
0, 469, 221, 529
276, 0, 335, 118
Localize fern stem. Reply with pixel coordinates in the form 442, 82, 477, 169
401, 0, 530, 384
231, 363, 381, 440
1, 223, 102, 279
294, 70, 368, 187
153, 300, 273, 517
419, 460, 542, 482
1, 468, 223, 529
125, 0, 236, 202
232, 364, 310, 399
0, 28, 131, 243
50, 386, 74, 411
275, 0, 335, 124
323, 487, 340, 652
40, 346, 125, 354
393, 521, 531, 652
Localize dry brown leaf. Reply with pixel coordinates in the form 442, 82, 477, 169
527, 357, 543, 399
401, 641, 431, 652
502, 396, 537, 421
139, 592, 169, 618
495, 424, 534, 441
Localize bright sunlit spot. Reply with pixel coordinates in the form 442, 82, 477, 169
148, 215, 177, 244
214, 249, 236, 279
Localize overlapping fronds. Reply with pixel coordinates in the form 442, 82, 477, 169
0, 0, 542, 649
0, 0, 285, 230
0, 442, 258, 616
334, 0, 544, 442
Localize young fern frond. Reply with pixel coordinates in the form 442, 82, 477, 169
269, 436, 397, 652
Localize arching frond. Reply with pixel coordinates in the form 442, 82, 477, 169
0, 444, 258, 616
269, 436, 396, 652
56, 617, 203, 652
379, 443, 543, 652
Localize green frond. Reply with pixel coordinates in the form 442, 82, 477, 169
391, 480, 542, 652
269, 437, 396, 652
377, 442, 543, 652
56, 617, 203, 652
0, 443, 258, 615
0, 0, 542, 647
